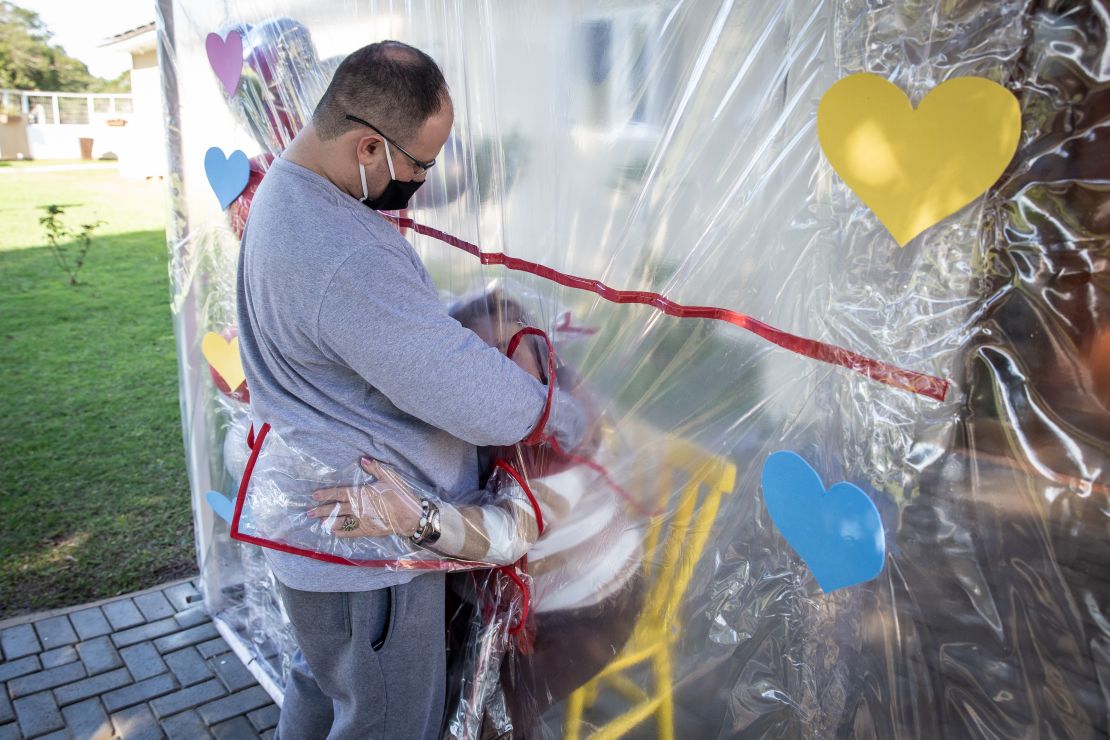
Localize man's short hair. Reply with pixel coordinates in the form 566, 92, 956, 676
312, 40, 449, 143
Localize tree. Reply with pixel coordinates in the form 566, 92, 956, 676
0, 1, 123, 92
90, 70, 131, 94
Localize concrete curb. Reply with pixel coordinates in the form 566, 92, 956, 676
0, 575, 200, 631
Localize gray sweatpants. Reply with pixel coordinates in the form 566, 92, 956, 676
274, 573, 446, 740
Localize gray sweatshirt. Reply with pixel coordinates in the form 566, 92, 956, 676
235, 155, 584, 592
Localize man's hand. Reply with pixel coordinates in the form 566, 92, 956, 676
307, 458, 423, 539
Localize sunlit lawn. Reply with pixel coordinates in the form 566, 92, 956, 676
0, 158, 116, 169
0, 165, 192, 618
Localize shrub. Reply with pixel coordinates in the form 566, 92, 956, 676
38, 204, 103, 286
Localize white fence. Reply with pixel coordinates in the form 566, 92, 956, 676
1, 89, 135, 161
2, 89, 134, 124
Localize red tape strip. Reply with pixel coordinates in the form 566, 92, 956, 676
506, 327, 557, 445
386, 215, 950, 402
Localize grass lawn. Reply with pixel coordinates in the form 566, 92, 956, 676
0, 166, 193, 619
0, 159, 117, 169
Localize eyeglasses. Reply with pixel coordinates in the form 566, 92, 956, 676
344, 114, 436, 173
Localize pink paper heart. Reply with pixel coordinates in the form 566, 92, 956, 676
206, 30, 243, 96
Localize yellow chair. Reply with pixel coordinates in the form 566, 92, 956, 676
563, 436, 738, 740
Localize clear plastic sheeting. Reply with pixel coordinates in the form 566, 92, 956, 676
158, 0, 1109, 737
235, 413, 602, 571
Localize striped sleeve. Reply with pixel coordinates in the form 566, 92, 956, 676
427, 466, 543, 564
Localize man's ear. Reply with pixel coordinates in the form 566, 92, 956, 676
356, 134, 381, 165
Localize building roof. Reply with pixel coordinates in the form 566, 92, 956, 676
99, 22, 157, 49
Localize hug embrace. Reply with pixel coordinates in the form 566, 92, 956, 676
234, 40, 644, 740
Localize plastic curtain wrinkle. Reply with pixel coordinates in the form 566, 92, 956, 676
161, 0, 1109, 737
229, 419, 569, 572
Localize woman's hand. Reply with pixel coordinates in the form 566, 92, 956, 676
511, 344, 544, 381
307, 458, 423, 539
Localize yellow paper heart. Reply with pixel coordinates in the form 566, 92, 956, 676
817, 73, 1021, 246
201, 332, 246, 391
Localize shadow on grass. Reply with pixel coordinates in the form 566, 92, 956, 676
0, 229, 194, 618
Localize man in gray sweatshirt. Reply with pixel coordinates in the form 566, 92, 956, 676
236, 41, 584, 739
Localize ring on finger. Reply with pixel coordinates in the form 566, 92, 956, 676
340, 515, 359, 532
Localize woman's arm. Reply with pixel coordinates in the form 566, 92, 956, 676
307, 458, 541, 565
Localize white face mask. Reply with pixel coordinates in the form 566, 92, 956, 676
359, 139, 423, 210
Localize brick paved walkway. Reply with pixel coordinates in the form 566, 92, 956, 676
0, 577, 280, 739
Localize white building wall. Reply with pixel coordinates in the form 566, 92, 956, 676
120, 49, 168, 178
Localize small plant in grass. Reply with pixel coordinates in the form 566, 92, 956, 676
39, 204, 104, 286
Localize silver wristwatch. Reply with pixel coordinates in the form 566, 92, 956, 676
410, 499, 441, 546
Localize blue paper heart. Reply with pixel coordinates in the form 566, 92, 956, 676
760, 451, 885, 592
204, 147, 250, 209
205, 490, 235, 524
